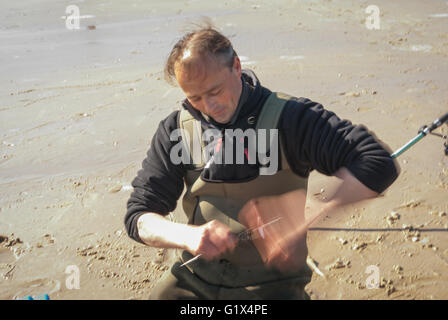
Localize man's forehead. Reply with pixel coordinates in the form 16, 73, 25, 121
175, 56, 227, 95
175, 57, 208, 83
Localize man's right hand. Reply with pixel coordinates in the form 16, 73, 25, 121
185, 220, 238, 260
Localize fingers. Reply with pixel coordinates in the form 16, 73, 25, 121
207, 224, 237, 255
192, 220, 238, 260
214, 225, 239, 251
198, 235, 221, 259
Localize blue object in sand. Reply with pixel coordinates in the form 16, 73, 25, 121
17, 294, 50, 300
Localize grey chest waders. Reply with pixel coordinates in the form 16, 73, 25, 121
176, 92, 311, 287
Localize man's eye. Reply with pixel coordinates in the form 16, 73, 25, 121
211, 90, 221, 96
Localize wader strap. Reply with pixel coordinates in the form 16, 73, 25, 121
255, 92, 293, 170
178, 109, 204, 168
255, 92, 292, 131
255, 92, 292, 145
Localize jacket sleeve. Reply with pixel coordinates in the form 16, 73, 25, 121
125, 111, 186, 243
279, 97, 400, 193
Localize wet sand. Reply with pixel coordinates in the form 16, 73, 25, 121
1, 0, 447, 299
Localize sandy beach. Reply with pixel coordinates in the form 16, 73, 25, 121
1, 0, 447, 300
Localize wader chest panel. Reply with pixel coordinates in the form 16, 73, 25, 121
177, 92, 310, 287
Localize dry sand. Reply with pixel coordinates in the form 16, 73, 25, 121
1, 0, 447, 299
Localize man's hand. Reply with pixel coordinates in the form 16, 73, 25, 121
238, 167, 379, 272
185, 220, 239, 261
137, 214, 237, 260
238, 189, 309, 272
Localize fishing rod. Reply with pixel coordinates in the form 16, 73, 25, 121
305, 112, 448, 277
391, 112, 448, 158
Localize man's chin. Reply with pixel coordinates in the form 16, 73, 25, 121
211, 113, 231, 124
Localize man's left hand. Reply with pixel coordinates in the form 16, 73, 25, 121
238, 189, 309, 273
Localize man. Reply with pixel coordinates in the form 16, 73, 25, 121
125, 27, 399, 299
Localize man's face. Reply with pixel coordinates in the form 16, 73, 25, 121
175, 54, 242, 124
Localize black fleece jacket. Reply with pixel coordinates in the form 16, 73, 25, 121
125, 70, 399, 243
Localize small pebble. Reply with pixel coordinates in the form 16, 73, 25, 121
108, 185, 122, 193
352, 242, 367, 250
386, 285, 396, 295
393, 265, 403, 273
345, 91, 361, 97
390, 211, 400, 220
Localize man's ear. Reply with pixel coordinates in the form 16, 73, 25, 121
233, 56, 242, 77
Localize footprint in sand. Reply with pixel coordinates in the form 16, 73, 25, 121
0, 247, 16, 264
